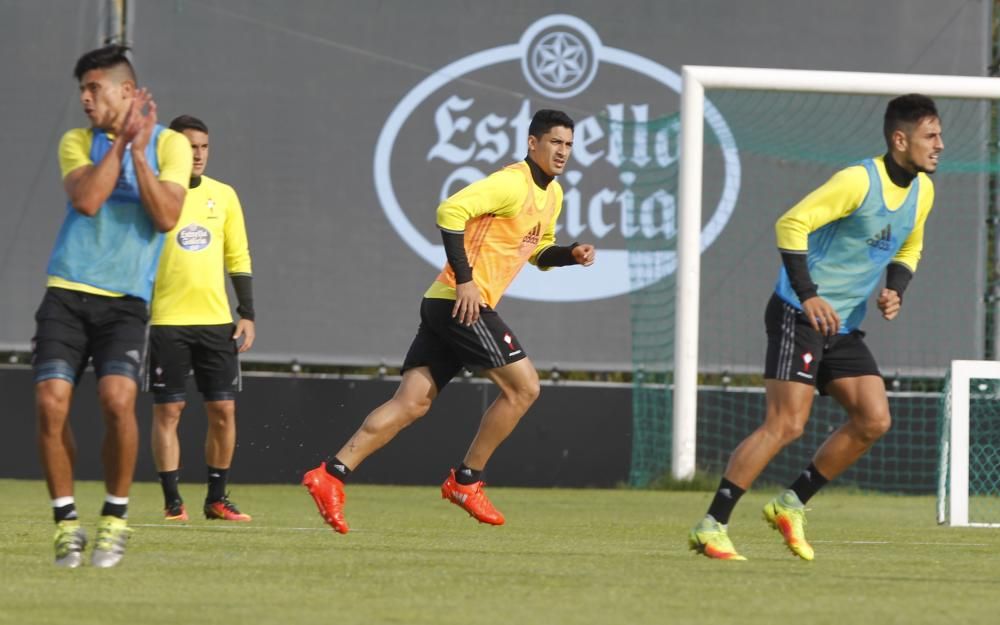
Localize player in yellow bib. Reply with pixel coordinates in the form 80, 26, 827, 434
303, 110, 596, 533
146, 115, 255, 522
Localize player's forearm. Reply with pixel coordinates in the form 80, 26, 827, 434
535, 243, 580, 268
230, 274, 256, 321
885, 262, 914, 299
780, 250, 818, 301
66, 139, 127, 216
441, 229, 473, 284
132, 151, 183, 232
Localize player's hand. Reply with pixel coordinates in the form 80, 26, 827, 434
452, 281, 484, 326
233, 319, 256, 352
877, 288, 901, 321
801, 296, 840, 336
129, 90, 157, 155
120, 88, 149, 143
573, 243, 596, 267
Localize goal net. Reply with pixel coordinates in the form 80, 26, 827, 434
937, 360, 1000, 527
627, 67, 1000, 498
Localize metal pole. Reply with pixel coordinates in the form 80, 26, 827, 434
100, 0, 133, 47
672, 68, 704, 480
986, 0, 1000, 360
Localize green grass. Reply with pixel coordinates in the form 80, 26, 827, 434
1, 479, 998, 625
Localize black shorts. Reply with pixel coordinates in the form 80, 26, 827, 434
764, 293, 881, 394
31, 287, 149, 385
401, 298, 528, 392
146, 324, 241, 403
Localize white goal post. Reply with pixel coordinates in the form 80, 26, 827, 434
937, 360, 1000, 527
674, 66, 1000, 480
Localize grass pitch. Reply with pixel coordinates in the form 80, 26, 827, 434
1, 478, 997, 625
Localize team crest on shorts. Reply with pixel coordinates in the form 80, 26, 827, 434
503, 332, 522, 357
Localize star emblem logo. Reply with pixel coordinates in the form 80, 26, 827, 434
530, 31, 588, 92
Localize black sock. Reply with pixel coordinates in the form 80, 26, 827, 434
206, 466, 229, 503
325, 457, 351, 481
706, 478, 746, 525
158, 470, 182, 506
54, 503, 78, 523
454, 463, 482, 486
789, 463, 829, 504
101, 501, 128, 519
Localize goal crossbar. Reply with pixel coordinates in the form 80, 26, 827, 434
674, 66, 1000, 480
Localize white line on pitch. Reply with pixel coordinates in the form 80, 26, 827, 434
812, 540, 990, 546
131, 523, 358, 532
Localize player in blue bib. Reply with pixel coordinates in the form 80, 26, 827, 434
34, 45, 191, 569
690, 94, 942, 561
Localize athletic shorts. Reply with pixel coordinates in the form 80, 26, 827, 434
31, 287, 149, 385
764, 293, 881, 394
401, 297, 528, 392
146, 324, 241, 403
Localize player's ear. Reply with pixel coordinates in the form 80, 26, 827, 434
119, 79, 136, 98
892, 128, 908, 152
527, 134, 538, 153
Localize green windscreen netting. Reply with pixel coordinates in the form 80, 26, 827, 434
625, 149, 678, 486
624, 91, 999, 493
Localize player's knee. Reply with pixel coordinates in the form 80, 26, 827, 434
521, 379, 541, 405
783, 423, 806, 444
208, 411, 236, 432
36, 387, 71, 423
398, 396, 433, 421
155, 403, 186, 427
773, 418, 807, 445
857, 411, 892, 444
99, 392, 135, 421
503, 377, 540, 408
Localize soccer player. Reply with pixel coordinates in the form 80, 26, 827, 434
35, 45, 191, 568
303, 109, 596, 534
147, 115, 255, 523
689, 94, 942, 561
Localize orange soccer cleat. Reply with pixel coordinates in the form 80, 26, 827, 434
763, 491, 815, 561
204, 495, 252, 522
164, 500, 189, 521
440, 469, 505, 525
302, 463, 349, 534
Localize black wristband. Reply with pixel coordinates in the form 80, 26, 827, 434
230, 274, 255, 321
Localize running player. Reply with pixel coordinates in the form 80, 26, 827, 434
303, 109, 596, 533
689, 94, 942, 561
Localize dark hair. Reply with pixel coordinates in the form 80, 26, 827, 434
169, 115, 209, 134
528, 109, 575, 138
73, 44, 135, 82
883, 94, 939, 148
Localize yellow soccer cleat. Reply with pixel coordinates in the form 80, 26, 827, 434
91, 515, 133, 568
53, 520, 87, 568
688, 515, 747, 561
763, 490, 815, 561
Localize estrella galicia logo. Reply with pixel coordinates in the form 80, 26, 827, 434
374, 14, 741, 302
177, 223, 211, 251
866, 225, 895, 261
